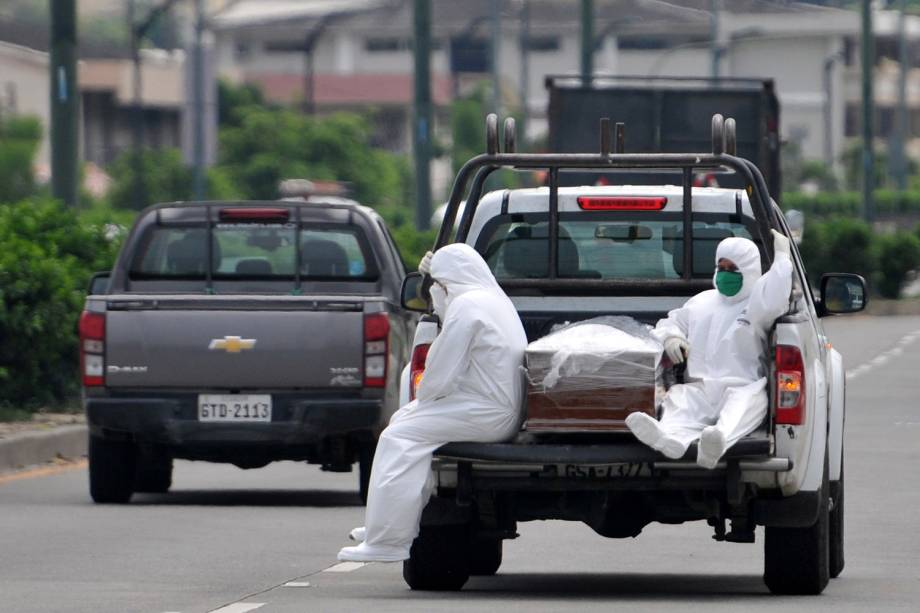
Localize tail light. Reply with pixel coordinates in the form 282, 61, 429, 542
408, 343, 431, 401
577, 196, 667, 210
775, 345, 805, 425
79, 311, 106, 387
363, 313, 390, 388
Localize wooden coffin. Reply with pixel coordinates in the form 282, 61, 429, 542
524, 342, 662, 432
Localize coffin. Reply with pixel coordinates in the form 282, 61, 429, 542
524, 317, 664, 432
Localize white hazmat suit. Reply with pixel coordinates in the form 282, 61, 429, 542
338, 243, 528, 562
626, 233, 793, 468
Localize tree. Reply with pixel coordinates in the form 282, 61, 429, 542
218, 107, 411, 208
0, 115, 41, 203
107, 148, 237, 210
0, 198, 118, 406
218, 80, 268, 128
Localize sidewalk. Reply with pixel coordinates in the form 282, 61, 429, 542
0, 414, 87, 472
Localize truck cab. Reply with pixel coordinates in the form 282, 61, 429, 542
397, 115, 866, 594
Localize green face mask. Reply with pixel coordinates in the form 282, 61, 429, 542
715, 270, 743, 297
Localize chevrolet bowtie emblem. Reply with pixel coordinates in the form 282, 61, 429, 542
208, 336, 256, 353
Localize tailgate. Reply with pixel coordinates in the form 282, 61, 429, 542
104, 297, 366, 389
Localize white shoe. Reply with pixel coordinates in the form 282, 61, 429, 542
337, 542, 408, 563
697, 426, 726, 469
626, 412, 664, 449
657, 436, 687, 460
349, 526, 366, 542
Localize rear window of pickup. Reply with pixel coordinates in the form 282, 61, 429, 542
476, 212, 755, 280
130, 222, 379, 281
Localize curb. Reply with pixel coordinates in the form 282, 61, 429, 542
0, 425, 88, 472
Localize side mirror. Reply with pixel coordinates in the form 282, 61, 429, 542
400, 272, 430, 312
819, 273, 867, 315
88, 271, 111, 295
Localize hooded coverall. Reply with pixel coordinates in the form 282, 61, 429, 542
626, 236, 793, 468
338, 243, 527, 562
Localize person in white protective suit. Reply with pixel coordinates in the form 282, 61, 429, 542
337, 243, 528, 562
625, 230, 793, 469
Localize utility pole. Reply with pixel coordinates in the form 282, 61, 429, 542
518, 0, 530, 151
129, 0, 182, 209
49, 0, 78, 206
892, 0, 909, 191
413, 0, 432, 230
710, 0, 721, 79
861, 0, 875, 221
129, 0, 147, 210
491, 1, 502, 113
823, 53, 842, 168
580, 0, 593, 85
192, 0, 206, 200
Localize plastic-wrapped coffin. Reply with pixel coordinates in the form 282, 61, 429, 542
524, 316, 664, 432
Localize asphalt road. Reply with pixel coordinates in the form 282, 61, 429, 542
1, 315, 918, 613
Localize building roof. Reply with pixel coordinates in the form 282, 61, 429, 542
211, 0, 393, 30
247, 72, 453, 107
212, 0, 852, 34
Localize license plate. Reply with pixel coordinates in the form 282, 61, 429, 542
198, 394, 272, 422
559, 463, 652, 478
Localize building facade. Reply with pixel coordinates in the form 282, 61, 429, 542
212, 0, 920, 190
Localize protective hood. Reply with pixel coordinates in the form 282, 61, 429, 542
713, 237, 761, 303
429, 243, 501, 312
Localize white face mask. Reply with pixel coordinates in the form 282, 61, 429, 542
429, 283, 447, 316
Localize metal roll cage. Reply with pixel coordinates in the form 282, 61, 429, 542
433, 114, 782, 295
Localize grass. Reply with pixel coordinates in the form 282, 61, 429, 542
0, 406, 33, 422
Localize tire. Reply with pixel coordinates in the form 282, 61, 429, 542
469, 538, 502, 576
402, 524, 471, 591
134, 448, 173, 494
88, 436, 136, 504
829, 458, 845, 579
764, 454, 830, 595
357, 444, 374, 505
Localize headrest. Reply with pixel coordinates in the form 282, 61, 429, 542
302, 239, 350, 277
672, 227, 735, 276
235, 258, 273, 276
166, 231, 221, 275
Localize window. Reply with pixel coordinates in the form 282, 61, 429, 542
476, 213, 754, 280
264, 40, 305, 54
130, 224, 377, 280
365, 37, 407, 52
524, 35, 560, 52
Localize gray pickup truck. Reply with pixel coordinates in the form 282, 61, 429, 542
80, 199, 412, 504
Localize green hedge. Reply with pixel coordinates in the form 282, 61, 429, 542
797, 217, 920, 299
0, 198, 118, 407
782, 190, 920, 218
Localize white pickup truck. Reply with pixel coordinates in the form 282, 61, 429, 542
396, 115, 866, 594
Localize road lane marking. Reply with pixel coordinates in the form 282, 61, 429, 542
282, 581, 311, 587
0, 459, 87, 485
323, 562, 366, 572
208, 604, 265, 613
846, 328, 920, 380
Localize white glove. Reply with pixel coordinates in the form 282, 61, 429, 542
664, 337, 689, 365
772, 229, 791, 257
418, 251, 434, 275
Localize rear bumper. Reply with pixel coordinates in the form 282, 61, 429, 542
432, 438, 818, 527
86, 395, 383, 449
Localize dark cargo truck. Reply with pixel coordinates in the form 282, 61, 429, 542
81, 200, 413, 504
547, 75, 781, 197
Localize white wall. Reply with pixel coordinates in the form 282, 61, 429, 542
0, 42, 50, 167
